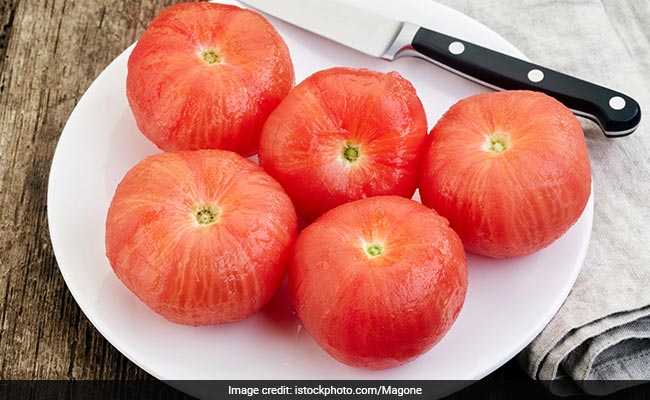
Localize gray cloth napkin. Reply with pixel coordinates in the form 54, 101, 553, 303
434, 0, 650, 395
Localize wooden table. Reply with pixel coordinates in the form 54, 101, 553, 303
0, 0, 646, 397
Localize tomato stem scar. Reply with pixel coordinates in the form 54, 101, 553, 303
342, 143, 360, 163
365, 242, 384, 258
485, 133, 510, 153
200, 48, 222, 65
193, 203, 220, 226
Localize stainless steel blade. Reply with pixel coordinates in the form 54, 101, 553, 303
239, 0, 404, 58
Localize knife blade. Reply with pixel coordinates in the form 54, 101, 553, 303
239, 0, 641, 137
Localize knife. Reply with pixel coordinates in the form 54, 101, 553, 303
239, 0, 641, 137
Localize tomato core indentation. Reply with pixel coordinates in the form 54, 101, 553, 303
485, 133, 510, 153
200, 48, 222, 65
342, 143, 360, 163
193, 203, 220, 226
365, 242, 384, 258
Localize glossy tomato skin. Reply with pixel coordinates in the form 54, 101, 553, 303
259, 67, 428, 222
419, 90, 591, 258
289, 196, 467, 369
126, 2, 294, 156
105, 150, 297, 326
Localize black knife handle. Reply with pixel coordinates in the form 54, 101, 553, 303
410, 27, 641, 137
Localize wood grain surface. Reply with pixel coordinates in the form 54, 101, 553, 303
0, 0, 646, 397
0, 0, 177, 380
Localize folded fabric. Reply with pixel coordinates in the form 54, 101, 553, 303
435, 0, 650, 394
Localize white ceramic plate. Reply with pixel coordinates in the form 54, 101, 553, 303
47, 0, 593, 395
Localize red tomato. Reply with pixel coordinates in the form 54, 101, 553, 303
289, 196, 467, 369
126, 2, 294, 156
259, 67, 428, 222
105, 150, 297, 326
419, 90, 591, 258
